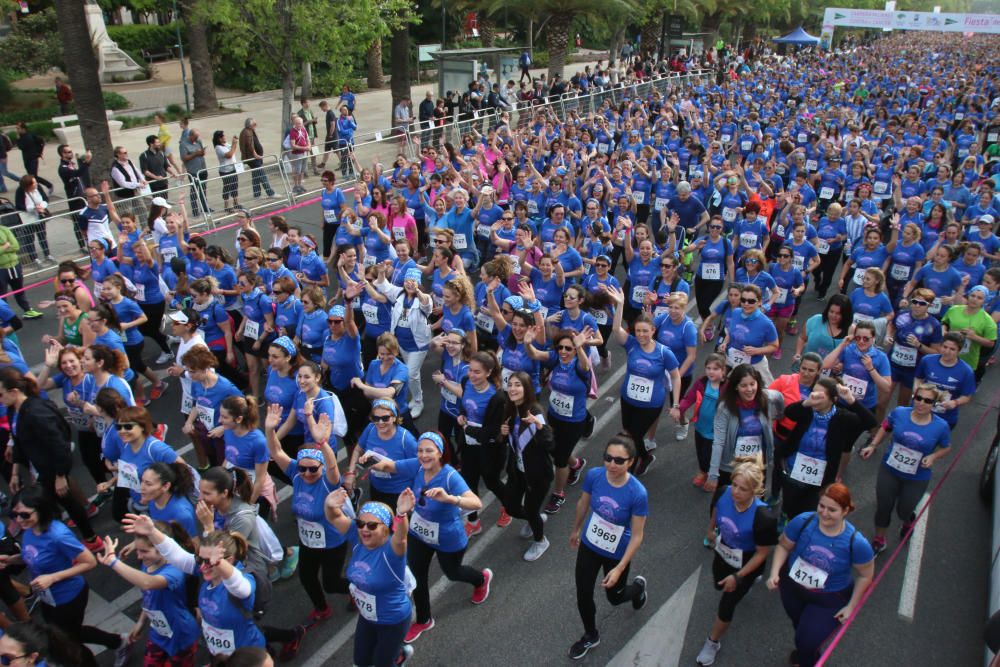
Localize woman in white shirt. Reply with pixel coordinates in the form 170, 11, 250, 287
213, 130, 241, 213
14, 174, 53, 265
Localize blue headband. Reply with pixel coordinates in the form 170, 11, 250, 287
296, 448, 324, 465
449, 327, 466, 338
969, 285, 989, 298
359, 502, 393, 528
328, 305, 346, 319
404, 268, 423, 282
372, 399, 398, 416
419, 432, 445, 453
271, 336, 296, 356
504, 295, 524, 310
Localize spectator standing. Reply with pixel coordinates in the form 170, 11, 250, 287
139, 135, 173, 194
54, 77, 73, 115
519, 49, 532, 83
0, 219, 41, 319
109, 145, 147, 200
318, 100, 336, 169
179, 128, 210, 216
212, 130, 241, 213
238, 118, 277, 199
154, 112, 180, 173
56, 144, 91, 252
335, 105, 357, 179
0, 131, 21, 194
418, 91, 435, 148
14, 122, 54, 197
287, 116, 311, 194
14, 174, 55, 267
393, 96, 413, 145
298, 98, 320, 175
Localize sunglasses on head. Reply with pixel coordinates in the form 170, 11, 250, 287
371, 414, 394, 423
116, 422, 139, 431
355, 519, 383, 531
604, 453, 630, 465
740, 298, 758, 305
913, 395, 936, 404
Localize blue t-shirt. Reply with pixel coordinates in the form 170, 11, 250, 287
914, 354, 977, 426
788, 408, 836, 474
224, 429, 269, 475
544, 353, 590, 423
322, 333, 363, 392
439, 355, 468, 418
287, 461, 346, 550
396, 459, 470, 553
440, 305, 475, 337
769, 263, 804, 307
212, 264, 238, 309
291, 390, 341, 449
264, 369, 301, 435
784, 512, 873, 593
882, 407, 951, 482
497, 326, 541, 393
838, 343, 891, 409
698, 236, 733, 281
912, 264, 964, 316
695, 382, 721, 439
196, 302, 230, 349
296, 309, 329, 352
21, 521, 86, 606
715, 486, 770, 555
621, 336, 679, 408
141, 563, 199, 656
889, 311, 942, 378
727, 309, 779, 365
131, 262, 165, 305
273, 297, 303, 336
358, 424, 418, 493
365, 358, 410, 416
815, 216, 847, 253
346, 524, 412, 624
850, 288, 893, 320
110, 436, 178, 503
580, 467, 649, 560
199, 564, 265, 653
149, 493, 198, 538
652, 314, 698, 376
888, 241, 926, 283
192, 376, 242, 430
111, 298, 145, 346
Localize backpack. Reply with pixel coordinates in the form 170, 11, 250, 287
281, 131, 292, 151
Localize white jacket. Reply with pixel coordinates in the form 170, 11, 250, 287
376, 280, 434, 349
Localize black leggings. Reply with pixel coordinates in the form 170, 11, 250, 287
620, 400, 663, 459
298, 542, 349, 611
596, 322, 613, 360
0, 266, 30, 311
694, 431, 712, 474
781, 474, 822, 520
874, 465, 929, 529
407, 537, 484, 624
125, 341, 148, 375
459, 438, 506, 522
813, 251, 841, 298
353, 616, 409, 667
77, 430, 106, 485
711, 554, 764, 623
695, 276, 726, 321
501, 468, 552, 542
550, 415, 587, 469
369, 487, 400, 509
41, 475, 96, 540
322, 223, 339, 259
211, 348, 248, 391
41, 584, 119, 666
574, 543, 639, 636
139, 301, 171, 354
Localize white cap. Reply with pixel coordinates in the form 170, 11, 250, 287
979, 214, 995, 225
151, 197, 171, 209
167, 310, 189, 324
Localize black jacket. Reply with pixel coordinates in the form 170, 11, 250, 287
10, 396, 74, 480
504, 408, 554, 483
775, 399, 876, 488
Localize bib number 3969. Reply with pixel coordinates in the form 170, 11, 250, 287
585, 513, 624, 554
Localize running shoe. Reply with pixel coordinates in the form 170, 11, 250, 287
465, 519, 482, 537
404, 618, 434, 643
567, 458, 586, 486
632, 575, 647, 610
786, 319, 798, 336
307, 605, 332, 626
899, 520, 914, 539
543, 492, 566, 514
22, 309, 42, 320
278, 547, 299, 579
113, 634, 132, 667
93, 488, 114, 508
155, 350, 174, 365
634, 453, 656, 477
696, 638, 722, 666
149, 382, 167, 401
692, 472, 707, 487
83, 535, 105, 553
471, 568, 493, 604
395, 644, 414, 666
523, 537, 550, 562
675, 422, 690, 441
85, 503, 99, 519
496, 507, 512, 528
871, 536, 887, 557
279, 625, 306, 662
153, 423, 168, 442
773, 348, 783, 360
568, 633, 600, 660
519, 514, 547, 539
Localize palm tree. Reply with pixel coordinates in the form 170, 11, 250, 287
53, 0, 113, 182
389, 26, 411, 129
367, 39, 385, 89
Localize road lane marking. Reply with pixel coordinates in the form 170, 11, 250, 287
898, 493, 930, 621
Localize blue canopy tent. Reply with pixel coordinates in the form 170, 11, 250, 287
773, 26, 821, 45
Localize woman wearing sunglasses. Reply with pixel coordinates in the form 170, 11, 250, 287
768, 246, 805, 358
821, 320, 891, 436
884, 286, 943, 413
361, 431, 490, 645
900, 244, 965, 319
294, 286, 329, 365
265, 405, 350, 628
270, 277, 302, 339
860, 383, 951, 555
690, 216, 735, 321
6, 486, 124, 665
0, 620, 89, 667
734, 249, 777, 309
346, 400, 418, 508
721, 284, 779, 385
325, 487, 417, 666
97, 523, 200, 667
567, 434, 649, 661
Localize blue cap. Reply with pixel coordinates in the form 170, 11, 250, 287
404, 268, 422, 282
327, 305, 346, 319
504, 295, 524, 310
419, 432, 445, 453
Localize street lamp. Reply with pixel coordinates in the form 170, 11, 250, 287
172, 0, 191, 114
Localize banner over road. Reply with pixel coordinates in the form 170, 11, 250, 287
822, 7, 1000, 34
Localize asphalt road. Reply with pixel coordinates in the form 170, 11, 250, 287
8, 199, 993, 667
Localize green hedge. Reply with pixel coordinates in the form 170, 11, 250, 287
107, 23, 184, 56
5, 121, 57, 142
0, 92, 131, 126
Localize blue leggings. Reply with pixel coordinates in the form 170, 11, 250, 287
778, 572, 852, 667
353, 616, 410, 667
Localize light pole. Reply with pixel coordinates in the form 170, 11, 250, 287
441, 1, 446, 47
172, 0, 191, 114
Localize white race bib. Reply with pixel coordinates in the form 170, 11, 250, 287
734, 434, 762, 456
160, 246, 178, 262
406, 207, 415, 217
323, 209, 338, 223
475, 309, 494, 333
789, 453, 827, 486
927, 298, 942, 315
197, 405, 215, 430
202, 621, 236, 656
585, 512, 624, 554
776, 287, 789, 304
741, 140, 752, 152
181, 394, 194, 414
549, 390, 574, 417
873, 181, 888, 194
244, 319, 260, 341
362, 302, 379, 325
441, 386, 458, 404
887, 442, 922, 475
727, 347, 750, 366
297, 518, 326, 549
820, 186, 835, 200
625, 374, 654, 402
715, 539, 743, 568
145, 608, 173, 638
591, 308, 608, 325
988, 132, 999, 144
500, 368, 514, 390
393, 227, 407, 241
852, 267, 866, 285
701, 262, 722, 280
654, 197, 669, 211
350, 585, 378, 622
793, 255, 805, 271
632, 191, 646, 205
598, 143, 609, 154
476, 224, 492, 239
816, 239, 831, 255
135, 283, 146, 302
843, 374, 868, 400
806, 159, 818, 172
739, 232, 757, 249
363, 255, 377, 268
453, 234, 468, 250
789, 556, 828, 590
891, 344, 918, 367
409, 511, 440, 545
722, 208, 737, 222
890, 264, 910, 281
721, 134, 732, 143
117, 460, 140, 491
631, 285, 649, 304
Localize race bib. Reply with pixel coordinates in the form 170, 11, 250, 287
741, 140, 752, 152
727, 347, 750, 366
527, 200, 538, 215
631, 285, 649, 304
776, 287, 789, 304
66, 410, 90, 430
409, 512, 440, 546
323, 209, 338, 223
721, 134, 732, 143
891, 344, 918, 367
441, 386, 458, 405
202, 622, 236, 656
94, 415, 107, 436
722, 208, 737, 222
549, 390, 574, 418
117, 460, 140, 491
955, 112, 965, 121
797, 133, 808, 143
397, 310, 410, 328
453, 234, 468, 250
625, 374, 654, 402
701, 262, 722, 280
852, 267, 866, 285
362, 302, 379, 325
393, 227, 407, 241
297, 519, 326, 549
632, 191, 646, 205
988, 132, 999, 144
351, 586, 378, 622
363, 255, 376, 268
500, 367, 514, 390
160, 246, 178, 262
244, 319, 260, 340
476, 224, 492, 239
887, 442, 922, 475
927, 298, 942, 315
37, 587, 55, 607
591, 308, 608, 325
715, 539, 743, 568
789, 556, 828, 590
889, 264, 910, 281
843, 374, 868, 400
789, 453, 826, 486
585, 512, 624, 554
805, 159, 818, 172
873, 181, 888, 194
654, 197, 669, 211
820, 186, 834, 200
816, 239, 831, 255
135, 283, 146, 302
961, 337, 971, 355
145, 608, 173, 638
739, 232, 757, 249
793, 255, 805, 271
475, 309, 494, 333
734, 434, 762, 456
181, 393, 194, 414
197, 405, 215, 430
598, 143, 609, 154
775, 224, 786, 239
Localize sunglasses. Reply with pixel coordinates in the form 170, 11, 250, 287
710, 225, 723, 230
371, 414, 394, 423
910, 299, 929, 306
116, 422, 139, 431
9, 511, 33, 520
661, 263, 675, 269
0, 655, 29, 666
266, 257, 281, 263
913, 395, 936, 404
740, 298, 758, 305
59, 278, 76, 284
778, 254, 792, 259
417, 489, 428, 507
271, 290, 283, 296
556, 345, 575, 352
298, 464, 321, 473
604, 453, 630, 465
595, 262, 609, 268
745, 258, 760, 264
502, 216, 514, 221
355, 519, 383, 531
854, 335, 873, 342
434, 239, 447, 245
